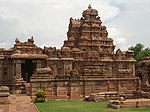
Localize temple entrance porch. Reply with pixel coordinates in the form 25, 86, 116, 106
10, 57, 45, 94
21, 59, 36, 82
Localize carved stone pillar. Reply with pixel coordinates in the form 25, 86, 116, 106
12, 62, 15, 78
132, 64, 135, 76
136, 77, 141, 91
15, 60, 22, 78
0, 61, 2, 83
142, 70, 149, 86
36, 60, 42, 68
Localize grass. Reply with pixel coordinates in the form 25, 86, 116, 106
35, 100, 150, 112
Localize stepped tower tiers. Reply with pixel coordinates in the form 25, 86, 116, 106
63, 4, 115, 53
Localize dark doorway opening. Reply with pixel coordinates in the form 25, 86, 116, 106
21, 59, 36, 82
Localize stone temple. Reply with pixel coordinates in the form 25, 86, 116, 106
0, 5, 139, 99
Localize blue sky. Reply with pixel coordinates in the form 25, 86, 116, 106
0, 0, 149, 50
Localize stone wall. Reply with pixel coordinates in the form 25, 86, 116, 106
30, 77, 138, 100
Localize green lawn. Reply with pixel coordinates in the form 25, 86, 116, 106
35, 100, 150, 112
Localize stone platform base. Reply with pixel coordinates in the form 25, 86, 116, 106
108, 98, 150, 109
0, 86, 10, 104
0, 97, 10, 104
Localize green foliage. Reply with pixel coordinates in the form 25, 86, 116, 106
35, 100, 150, 112
35, 90, 45, 103
129, 43, 150, 62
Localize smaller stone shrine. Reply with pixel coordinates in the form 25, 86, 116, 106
138, 57, 150, 88
108, 56, 150, 109
0, 86, 10, 104
134, 56, 150, 98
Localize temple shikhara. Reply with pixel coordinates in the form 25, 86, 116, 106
0, 5, 139, 99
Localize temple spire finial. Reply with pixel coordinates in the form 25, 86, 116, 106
15, 38, 20, 43
88, 4, 92, 9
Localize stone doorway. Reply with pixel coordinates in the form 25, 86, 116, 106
21, 59, 36, 82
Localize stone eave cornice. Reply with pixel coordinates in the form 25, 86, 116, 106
10, 53, 48, 59
47, 58, 74, 61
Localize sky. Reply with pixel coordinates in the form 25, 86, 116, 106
0, 0, 150, 50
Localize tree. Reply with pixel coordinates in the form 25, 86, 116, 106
128, 43, 150, 63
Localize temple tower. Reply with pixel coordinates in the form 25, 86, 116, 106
64, 5, 115, 53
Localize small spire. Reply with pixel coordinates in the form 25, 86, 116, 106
15, 38, 20, 43
30, 36, 34, 42
31, 36, 33, 39
88, 4, 92, 9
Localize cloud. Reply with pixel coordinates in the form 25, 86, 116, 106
107, 27, 127, 50
0, 0, 149, 50
108, 0, 150, 49
0, 41, 10, 48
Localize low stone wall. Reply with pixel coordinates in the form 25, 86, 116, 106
108, 99, 150, 109
85, 91, 127, 102
133, 90, 150, 99
0, 86, 10, 104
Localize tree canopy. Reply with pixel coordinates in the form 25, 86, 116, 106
128, 43, 150, 62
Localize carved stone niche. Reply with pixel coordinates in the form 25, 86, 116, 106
115, 49, 125, 60
70, 69, 80, 78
